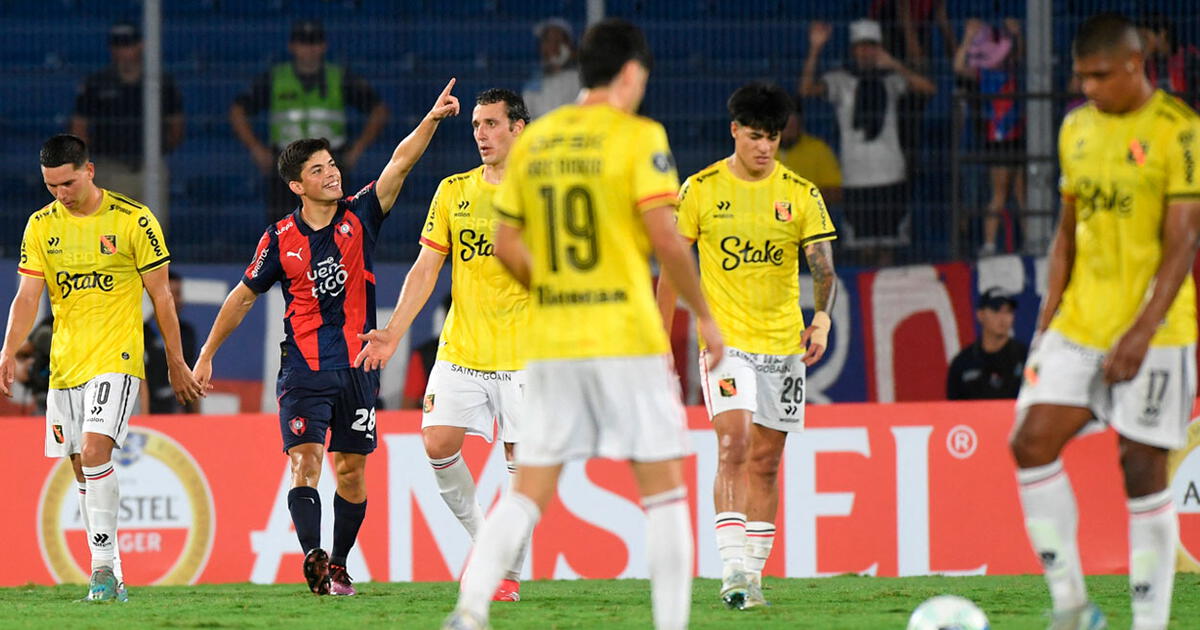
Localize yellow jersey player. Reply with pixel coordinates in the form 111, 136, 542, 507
0, 135, 203, 602
355, 88, 531, 602
445, 20, 723, 630
1011, 14, 1200, 630
657, 82, 837, 610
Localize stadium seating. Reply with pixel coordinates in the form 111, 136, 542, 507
1, 0, 1197, 262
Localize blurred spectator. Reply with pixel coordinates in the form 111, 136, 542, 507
801, 19, 935, 266
869, 0, 953, 204
70, 21, 184, 219
522, 18, 582, 120
946, 288, 1026, 400
1139, 14, 1200, 107
230, 19, 389, 224
779, 98, 842, 203
14, 316, 53, 414
143, 271, 198, 413
955, 18, 1026, 257
868, 0, 956, 69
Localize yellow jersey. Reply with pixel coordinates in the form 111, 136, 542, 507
1054, 90, 1200, 349
779, 134, 842, 193
493, 103, 679, 360
419, 165, 528, 371
676, 159, 836, 354
18, 189, 171, 388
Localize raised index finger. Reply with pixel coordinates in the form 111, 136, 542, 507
439, 77, 457, 100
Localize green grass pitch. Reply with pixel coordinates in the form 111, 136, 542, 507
2, 575, 1198, 628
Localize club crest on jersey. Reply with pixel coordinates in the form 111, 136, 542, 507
718, 378, 737, 397
423, 394, 435, 413
1127, 138, 1149, 166
99, 234, 118, 255
289, 416, 307, 436
1024, 363, 1040, 387
774, 201, 792, 222
651, 152, 675, 173
338, 221, 352, 236
52, 424, 64, 444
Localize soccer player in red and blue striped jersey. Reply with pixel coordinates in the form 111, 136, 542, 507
194, 79, 460, 595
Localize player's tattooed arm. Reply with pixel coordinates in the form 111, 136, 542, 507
801, 240, 836, 366
804, 240, 837, 313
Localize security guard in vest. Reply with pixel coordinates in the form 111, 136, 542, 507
231, 19, 389, 223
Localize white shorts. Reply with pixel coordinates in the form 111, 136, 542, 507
421, 360, 524, 444
700, 347, 807, 433
45, 373, 140, 458
516, 355, 690, 466
1015, 330, 1197, 450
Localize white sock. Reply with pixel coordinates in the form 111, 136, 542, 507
1128, 489, 1176, 630
644, 487, 692, 630
429, 452, 486, 539
457, 493, 540, 622
1017, 460, 1086, 612
78, 481, 123, 582
714, 511, 746, 579
505, 462, 529, 582
744, 521, 776, 586
83, 463, 119, 571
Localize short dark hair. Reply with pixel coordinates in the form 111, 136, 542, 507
476, 88, 531, 125
1073, 13, 1141, 58
727, 82, 793, 135
578, 18, 653, 89
278, 137, 332, 182
40, 134, 89, 169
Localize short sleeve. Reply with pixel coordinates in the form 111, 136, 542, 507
131, 209, 171, 273
234, 72, 272, 115
946, 354, 965, 400
17, 217, 44, 279
1058, 118, 1076, 200
675, 178, 700, 240
799, 183, 837, 247
632, 122, 680, 213
419, 179, 452, 255
816, 141, 843, 188
73, 75, 99, 117
822, 71, 851, 105
342, 71, 382, 113
1167, 118, 1200, 201
241, 229, 282, 294
494, 135, 526, 227
345, 180, 386, 233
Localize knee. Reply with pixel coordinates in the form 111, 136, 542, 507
1009, 428, 1058, 468
289, 454, 322, 487
747, 449, 783, 481
1119, 442, 1168, 497
717, 433, 750, 470
337, 466, 365, 495
422, 429, 463, 461
79, 441, 112, 468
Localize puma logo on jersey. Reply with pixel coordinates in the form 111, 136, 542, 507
286, 248, 303, 260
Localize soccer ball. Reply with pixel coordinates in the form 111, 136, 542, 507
907, 595, 990, 630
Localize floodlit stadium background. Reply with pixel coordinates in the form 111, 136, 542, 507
0, 0, 1194, 264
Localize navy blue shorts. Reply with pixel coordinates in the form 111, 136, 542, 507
277, 367, 380, 454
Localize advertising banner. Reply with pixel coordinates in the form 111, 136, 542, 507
9, 402, 1196, 586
